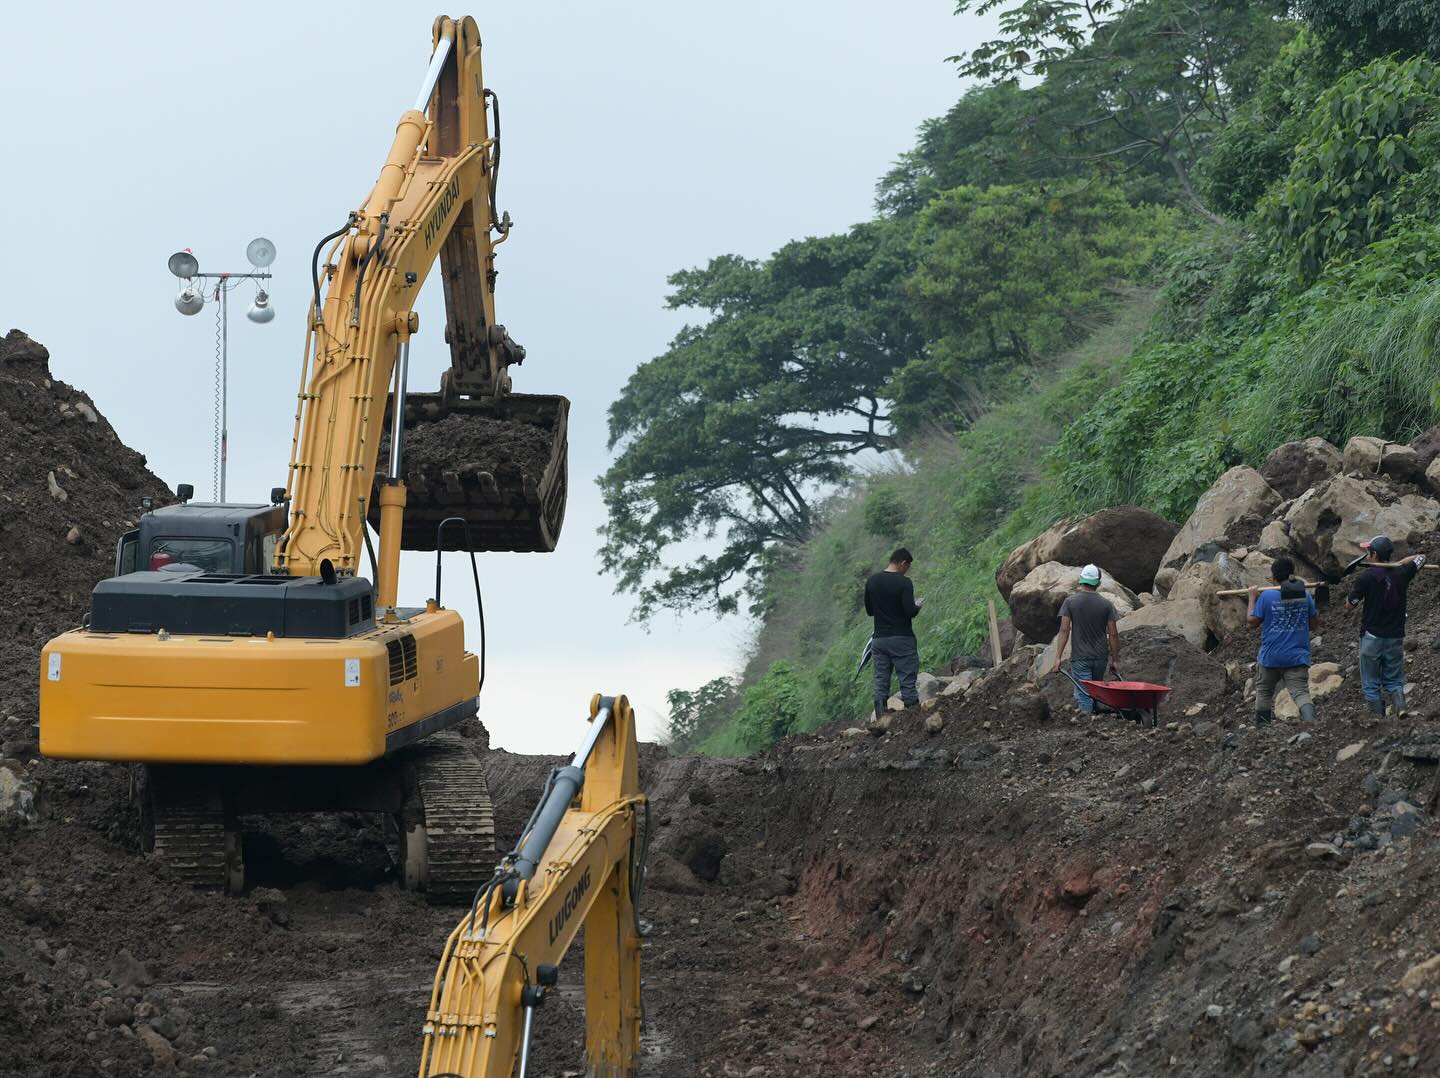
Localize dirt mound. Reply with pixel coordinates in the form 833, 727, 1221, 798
0, 331, 171, 713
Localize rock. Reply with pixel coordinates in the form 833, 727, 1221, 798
1206, 1004, 1224, 1019
840, 727, 868, 740
1061, 872, 1096, 904
74, 400, 98, 423
942, 669, 982, 696
1261, 437, 1343, 499
1008, 562, 1139, 641
1257, 519, 1292, 553
46, 470, 67, 502
102, 1001, 134, 1027
1392, 808, 1422, 838
1400, 735, 1440, 762
857, 1015, 881, 1032
868, 713, 893, 736
1310, 662, 1345, 700
138, 1026, 178, 1069
64, 525, 81, 545
109, 949, 153, 988
0, 763, 38, 824
942, 654, 983, 675
923, 712, 944, 735
1344, 436, 1427, 485
1161, 466, 1281, 569
996, 506, 1180, 598
645, 851, 706, 895
1412, 425, 1440, 468
1336, 742, 1366, 763
150, 1015, 179, 1042
251, 887, 290, 928
1117, 599, 1210, 650
1305, 841, 1343, 860
1169, 553, 1270, 644
1426, 456, 1440, 496
1278, 955, 1298, 974
1007, 688, 1050, 725
1399, 954, 1440, 991
1284, 475, 1440, 577
915, 672, 943, 702
1153, 566, 1178, 599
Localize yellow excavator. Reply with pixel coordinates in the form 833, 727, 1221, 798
418, 693, 645, 1077
39, 15, 567, 901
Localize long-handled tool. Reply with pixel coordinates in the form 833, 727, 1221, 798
852, 636, 875, 681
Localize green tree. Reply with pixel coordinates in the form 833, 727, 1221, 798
950, 0, 1294, 218
891, 181, 1180, 430
732, 660, 805, 749
665, 676, 740, 748
1299, 0, 1440, 63
1269, 56, 1440, 282
600, 219, 922, 619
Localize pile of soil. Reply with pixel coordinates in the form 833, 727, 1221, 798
384, 411, 555, 485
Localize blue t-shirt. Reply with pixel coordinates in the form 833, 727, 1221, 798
1254, 588, 1317, 668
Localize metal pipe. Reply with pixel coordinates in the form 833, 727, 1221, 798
220, 285, 228, 502
413, 33, 454, 113
517, 1004, 537, 1078
388, 337, 410, 478
503, 702, 614, 902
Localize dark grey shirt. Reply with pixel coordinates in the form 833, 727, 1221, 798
1059, 589, 1117, 661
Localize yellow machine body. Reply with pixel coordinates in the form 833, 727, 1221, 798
420, 695, 644, 1077
39, 608, 476, 766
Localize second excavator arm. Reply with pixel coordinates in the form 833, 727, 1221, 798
419, 695, 645, 1077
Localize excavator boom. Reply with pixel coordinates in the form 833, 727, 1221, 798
420, 695, 644, 1077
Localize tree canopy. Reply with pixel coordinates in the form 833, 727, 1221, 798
599, 220, 922, 618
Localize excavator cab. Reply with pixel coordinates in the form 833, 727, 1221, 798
115, 500, 287, 576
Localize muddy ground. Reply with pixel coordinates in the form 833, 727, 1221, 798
9, 329, 1440, 1076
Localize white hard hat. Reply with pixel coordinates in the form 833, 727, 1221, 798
1079, 564, 1102, 585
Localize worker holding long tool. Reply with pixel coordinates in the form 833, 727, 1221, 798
1247, 557, 1319, 725
1049, 565, 1120, 714
864, 548, 925, 717
1346, 535, 1426, 717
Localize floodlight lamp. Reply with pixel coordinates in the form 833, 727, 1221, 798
247, 289, 275, 324
167, 250, 200, 279
246, 236, 276, 268
174, 286, 205, 315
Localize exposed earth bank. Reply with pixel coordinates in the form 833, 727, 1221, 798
6, 332, 1440, 1077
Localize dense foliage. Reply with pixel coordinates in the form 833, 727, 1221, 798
608, 2, 1440, 749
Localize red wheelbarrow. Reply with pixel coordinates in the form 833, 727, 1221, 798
1061, 667, 1171, 727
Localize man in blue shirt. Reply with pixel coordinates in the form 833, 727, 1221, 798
1247, 557, 1319, 725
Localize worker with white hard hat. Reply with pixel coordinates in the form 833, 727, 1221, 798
1049, 564, 1120, 713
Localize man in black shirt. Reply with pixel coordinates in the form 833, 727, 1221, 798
1346, 534, 1426, 716
864, 548, 925, 718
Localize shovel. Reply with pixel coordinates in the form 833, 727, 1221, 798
853, 636, 875, 681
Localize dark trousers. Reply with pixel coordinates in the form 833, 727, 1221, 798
873, 635, 920, 715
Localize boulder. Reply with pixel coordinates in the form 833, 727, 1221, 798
1153, 566, 1178, 599
1427, 456, 1440, 496
1343, 437, 1427, 485
995, 506, 1179, 598
0, 763, 36, 825
1411, 425, 1440, 468
942, 668, 983, 696
916, 672, 944, 702
1257, 519, 1292, 553
1261, 438, 1343, 499
1169, 552, 1271, 644
1117, 599, 1210, 650
645, 851, 707, 895
1007, 562, 1139, 642
1284, 475, 1440, 577
1161, 467, 1281, 569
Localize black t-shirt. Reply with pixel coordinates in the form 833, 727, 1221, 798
864, 571, 921, 638
1349, 562, 1418, 639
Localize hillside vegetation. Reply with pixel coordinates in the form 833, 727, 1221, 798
603, 2, 1440, 752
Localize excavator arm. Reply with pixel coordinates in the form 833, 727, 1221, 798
279, 15, 566, 608
420, 695, 645, 1077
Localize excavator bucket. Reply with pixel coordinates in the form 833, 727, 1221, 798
372, 391, 568, 553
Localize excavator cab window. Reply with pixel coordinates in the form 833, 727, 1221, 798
148, 537, 235, 575
114, 530, 140, 576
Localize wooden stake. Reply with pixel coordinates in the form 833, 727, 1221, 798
987, 599, 1004, 665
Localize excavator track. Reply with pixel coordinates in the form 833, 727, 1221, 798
402, 733, 497, 903
143, 766, 243, 893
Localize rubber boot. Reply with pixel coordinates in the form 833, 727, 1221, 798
1368, 697, 1386, 717
1391, 689, 1408, 718
1254, 709, 1273, 727
1299, 701, 1316, 723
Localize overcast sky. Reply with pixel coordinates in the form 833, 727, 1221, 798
0, 1, 992, 752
